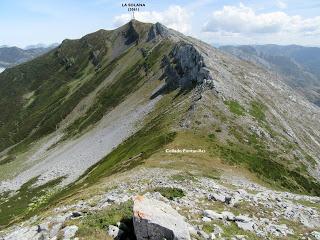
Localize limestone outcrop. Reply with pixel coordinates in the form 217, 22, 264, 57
133, 195, 191, 240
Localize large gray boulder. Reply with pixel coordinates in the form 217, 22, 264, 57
133, 196, 191, 240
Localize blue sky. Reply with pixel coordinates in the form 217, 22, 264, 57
0, 0, 320, 47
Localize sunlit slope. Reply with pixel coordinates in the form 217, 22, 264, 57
0, 20, 320, 229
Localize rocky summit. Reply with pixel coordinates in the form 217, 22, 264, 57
0, 20, 320, 239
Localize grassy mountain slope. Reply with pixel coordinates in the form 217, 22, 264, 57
0, 21, 320, 232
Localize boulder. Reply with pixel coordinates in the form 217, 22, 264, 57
221, 211, 235, 221
208, 193, 232, 204
234, 215, 255, 232
203, 210, 224, 220
2, 226, 39, 240
50, 223, 62, 238
236, 221, 255, 232
204, 210, 235, 221
202, 216, 212, 222
208, 193, 226, 202
63, 225, 78, 239
133, 195, 191, 240
265, 224, 293, 237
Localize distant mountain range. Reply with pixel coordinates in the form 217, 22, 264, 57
220, 44, 320, 106
0, 44, 58, 69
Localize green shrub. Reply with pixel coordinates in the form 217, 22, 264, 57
225, 100, 245, 116
249, 101, 267, 121
77, 201, 134, 239
153, 187, 185, 200
208, 133, 216, 140
83, 201, 133, 229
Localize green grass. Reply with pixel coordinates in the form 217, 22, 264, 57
201, 170, 221, 180
222, 121, 320, 195
305, 154, 317, 167
207, 133, 320, 196
1, 75, 175, 231
225, 100, 245, 116
66, 59, 145, 135
0, 33, 118, 154
202, 221, 260, 239
82, 200, 133, 229
74, 116, 176, 186
0, 33, 178, 228
171, 172, 196, 182
0, 176, 64, 228
66, 41, 174, 137
0, 36, 103, 152
152, 187, 185, 200
222, 222, 260, 239
208, 133, 216, 140
0, 26, 170, 155
144, 40, 173, 71
202, 223, 214, 234
0, 155, 16, 166
76, 200, 133, 239
37, 90, 182, 230
249, 100, 267, 121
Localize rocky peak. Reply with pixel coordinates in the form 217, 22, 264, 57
147, 22, 170, 41
162, 41, 213, 90
172, 42, 212, 86
124, 20, 140, 45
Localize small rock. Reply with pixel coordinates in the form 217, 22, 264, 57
204, 210, 223, 220
213, 224, 223, 237
202, 216, 212, 222
312, 231, 320, 240
197, 230, 209, 239
235, 215, 252, 223
50, 223, 62, 238
108, 225, 124, 240
37, 223, 49, 233
229, 195, 242, 206
63, 225, 78, 239
208, 193, 226, 203
210, 232, 216, 239
188, 225, 197, 236
106, 195, 117, 203
236, 221, 255, 232
232, 235, 247, 240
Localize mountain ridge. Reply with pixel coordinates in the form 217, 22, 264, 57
0, 21, 320, 238
220, 44, 320, 106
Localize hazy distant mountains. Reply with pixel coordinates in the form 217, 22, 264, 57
220, 44, 320, 106
0, 44, 58, 69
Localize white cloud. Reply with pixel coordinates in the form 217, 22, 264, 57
203, 3, 320, 35
276, 1, 287, 9
113, 5, 191, 34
